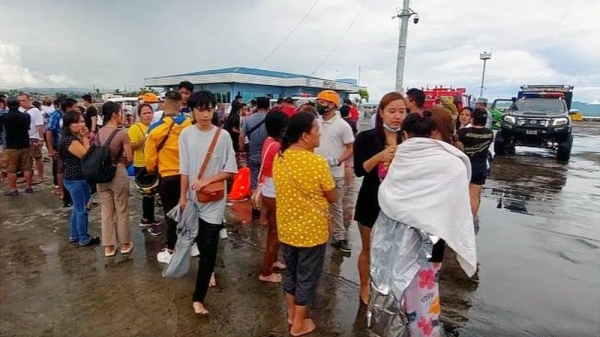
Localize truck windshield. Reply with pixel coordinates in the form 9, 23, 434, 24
514, 98, 565, 112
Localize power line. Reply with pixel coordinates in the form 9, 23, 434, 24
255, 0, 321, 68
309, 0, 368, 76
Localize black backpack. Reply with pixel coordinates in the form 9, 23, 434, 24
82, 129, 122, 183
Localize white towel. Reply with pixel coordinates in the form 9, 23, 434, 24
378, 137, 477, 276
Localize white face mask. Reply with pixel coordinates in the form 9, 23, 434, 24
383, 123, 401, 133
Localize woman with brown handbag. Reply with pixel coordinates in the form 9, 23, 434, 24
178, 91, 237, 315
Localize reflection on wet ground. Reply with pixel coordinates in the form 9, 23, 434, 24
1, 122, 599, 336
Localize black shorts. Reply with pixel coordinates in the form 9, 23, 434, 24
282, 243, 326, 307
471, 162, 488, 185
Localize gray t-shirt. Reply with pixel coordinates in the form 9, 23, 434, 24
179, 126, 238, 224
242, 111, 268, 163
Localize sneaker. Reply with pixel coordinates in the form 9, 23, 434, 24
148, 223, 163, 236
191, 243, 200, 257
219, 228, 228, 240
139, 219, 155, 228
25, 187, 35, 194
4, 190, 18, 197
157, 248, 173, 264
81, 236, 101, 247
332, 240, 352, 253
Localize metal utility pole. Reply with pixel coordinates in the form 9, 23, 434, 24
393, 0, 419, 92
479, 51, 492, 97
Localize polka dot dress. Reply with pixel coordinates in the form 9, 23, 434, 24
273, 149, 335, 248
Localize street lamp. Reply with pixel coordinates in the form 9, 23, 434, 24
479, 51, 492, 98
392, 0, 419, 92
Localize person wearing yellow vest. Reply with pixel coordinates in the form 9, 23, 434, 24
145, 91, 192, 263
128, 103, 159, 228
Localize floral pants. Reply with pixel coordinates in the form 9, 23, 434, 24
403, 262, 442, 337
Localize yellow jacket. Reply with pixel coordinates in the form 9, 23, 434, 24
145, 114, 191, 177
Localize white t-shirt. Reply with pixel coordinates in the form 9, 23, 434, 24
20, 107, 44, 139
179, 126, 238, 224
315, 113, 355, 178
370, 113, 377, 129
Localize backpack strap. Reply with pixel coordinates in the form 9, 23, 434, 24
157, 118, 175, 153
246, 118, 265, 139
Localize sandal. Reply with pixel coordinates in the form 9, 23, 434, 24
104, 246, 117, 257
120, 243, 134, 254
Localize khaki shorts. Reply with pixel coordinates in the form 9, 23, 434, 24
0, 150, 8, 173
30, 140, 43, 159
5, 148, 33, 173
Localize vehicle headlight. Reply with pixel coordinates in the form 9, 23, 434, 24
504, 115, 516, 124
552, 118, 569, 126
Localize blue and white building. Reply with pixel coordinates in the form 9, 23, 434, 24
144, 67, 365, 103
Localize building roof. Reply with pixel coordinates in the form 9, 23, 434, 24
144, 67, 365, 93
146, 67, 322, 81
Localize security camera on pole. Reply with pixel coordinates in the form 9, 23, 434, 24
479, 51, 492, 97
392, 0, 419, 92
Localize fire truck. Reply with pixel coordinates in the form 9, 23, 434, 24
421, 86, 472, 111
495, 85, 574, 162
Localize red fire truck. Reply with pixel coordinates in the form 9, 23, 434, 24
421, 86, 472, 111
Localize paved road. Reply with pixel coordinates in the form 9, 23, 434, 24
0, 122, 598, 336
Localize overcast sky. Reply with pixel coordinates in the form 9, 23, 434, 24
1, 0, 599, 103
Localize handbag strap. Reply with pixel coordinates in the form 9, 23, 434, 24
197, 127, 222, 180
257, 140, 277, 184
280, 154, 331, 220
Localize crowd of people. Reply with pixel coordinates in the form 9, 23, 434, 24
0, 82, 494, 337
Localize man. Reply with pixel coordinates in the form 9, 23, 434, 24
81, 94, 98, 137
0, 98, 7, 181
405, 88, 426, 115
146, 91, 192, 263
281, 97, 296, 117
475, 97, 493, 129
314, 90, 355, 253
0, 97, 33, 195
18, 92, 45, 183
179, 90, 237, 315
239, 97, 269, 218
178, 81, 194, 115
46, 98, 73, 207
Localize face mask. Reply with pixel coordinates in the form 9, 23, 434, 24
316, 103, 330, 115
383, 123, 401, 133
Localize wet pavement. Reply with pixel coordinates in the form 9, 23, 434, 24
1, 121, 599, 337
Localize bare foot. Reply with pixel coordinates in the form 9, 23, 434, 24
272, 261, 286, 270
104, 246, 116, 257
259, 273, 282, 283
210, 273, 217, 287
120, 242, 134, 254
290, 318, 316, 336
192, 302, 209, 315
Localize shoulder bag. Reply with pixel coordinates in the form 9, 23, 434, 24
196, 128, 225, 203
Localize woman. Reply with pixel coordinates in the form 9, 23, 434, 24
353, 92, 405, 305
258, 110, 289, 283
59, 111, 100, 247
225, 101, 242, 153
458, 108, 494, 222
128, 103, 159, 228
369, 108, 476, 337
97, 101, 133, 257
457, 107, 473, 130
273, 112, 337, 336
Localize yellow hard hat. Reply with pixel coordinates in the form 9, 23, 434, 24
139, 93, 159, 103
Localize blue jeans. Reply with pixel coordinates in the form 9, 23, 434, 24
63, 179, 92, 246
249, 159, 261, 191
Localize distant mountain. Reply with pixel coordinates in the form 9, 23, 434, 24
571, 101, 600, 116
0, 87, 93, 95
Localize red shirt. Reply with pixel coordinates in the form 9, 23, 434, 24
282, 106, 296, 117
349, 105, 359, 122
260, 137, 281, 179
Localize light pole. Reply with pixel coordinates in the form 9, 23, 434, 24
479, 51, 492, 98
393, 0, 419, 92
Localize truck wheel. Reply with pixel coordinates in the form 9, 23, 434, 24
494, 132, 506, 155
556, 134, 573, 162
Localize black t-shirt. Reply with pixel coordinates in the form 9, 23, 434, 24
60, 133, 84, 180
458, 127, 493, 164
84, 105, 98, 131
0, 110, 31, 149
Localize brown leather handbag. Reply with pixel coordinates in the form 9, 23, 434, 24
196, 128, 225, 203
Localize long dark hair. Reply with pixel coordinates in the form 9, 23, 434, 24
102, 101, 121, 122
265, 109, 289, 140
281, 112, 315, 152
59, 111, 84, 158
456, 107, 473, 129
225, 100, 241, 133
375, 92, 403, 145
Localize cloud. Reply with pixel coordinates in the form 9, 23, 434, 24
0, 41, 76, 88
